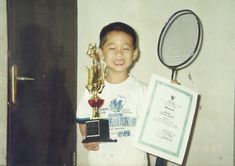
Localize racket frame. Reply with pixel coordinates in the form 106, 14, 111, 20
157, 9, 202, 80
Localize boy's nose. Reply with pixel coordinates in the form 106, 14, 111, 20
116, 49, 123, 56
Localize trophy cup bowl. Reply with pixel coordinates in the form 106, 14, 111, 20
88, 98, 104, 108
82, 44, 117, 143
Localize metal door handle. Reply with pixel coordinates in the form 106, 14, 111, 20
11, 65, 35, 104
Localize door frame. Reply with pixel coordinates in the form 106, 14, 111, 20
0, 0, 8, 165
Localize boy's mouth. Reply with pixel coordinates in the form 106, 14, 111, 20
113, 59, 125, 65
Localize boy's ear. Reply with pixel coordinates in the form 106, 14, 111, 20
98, 48, 104, 59
133, 48, 139, 61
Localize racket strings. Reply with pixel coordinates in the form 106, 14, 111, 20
159, 13, 200, 67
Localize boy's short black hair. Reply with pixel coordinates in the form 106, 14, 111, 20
99, 22, 138, 49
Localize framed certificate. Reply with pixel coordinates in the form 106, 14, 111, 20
133, 74, 198, 164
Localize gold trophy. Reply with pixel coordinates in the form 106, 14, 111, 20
82, 43, 117, 143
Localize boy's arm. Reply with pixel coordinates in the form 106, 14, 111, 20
77, 91, 100, 151
79, 124, 86, 138
79, 124, 100, 151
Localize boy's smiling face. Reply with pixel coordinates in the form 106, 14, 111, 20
98, 31, 138, 79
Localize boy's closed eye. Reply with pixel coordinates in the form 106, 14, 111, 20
123, 47, 131, 50
108, 47, 115, 50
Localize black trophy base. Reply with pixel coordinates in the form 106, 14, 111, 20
82, 119, 117, 143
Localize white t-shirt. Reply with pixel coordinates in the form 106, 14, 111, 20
77, 75, 148, 166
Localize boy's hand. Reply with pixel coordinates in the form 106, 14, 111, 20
83, 142, 100, 151
171, 80, 181, 85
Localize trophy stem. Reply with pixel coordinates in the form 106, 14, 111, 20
92, 107, 100, 119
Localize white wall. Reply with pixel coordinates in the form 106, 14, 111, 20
77, 0, 235, 165
0, 0, 7, 165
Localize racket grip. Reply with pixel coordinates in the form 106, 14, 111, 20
155, 157, 166, 166
171, 69, 176, 80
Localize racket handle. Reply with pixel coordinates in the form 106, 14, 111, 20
171, 69, 176, 80
155, 157, 166, 166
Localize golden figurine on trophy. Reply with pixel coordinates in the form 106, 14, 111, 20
82, 43, 117, 143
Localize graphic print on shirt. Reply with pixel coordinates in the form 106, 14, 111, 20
108, 95, 137, 138
109, 95, 126, 112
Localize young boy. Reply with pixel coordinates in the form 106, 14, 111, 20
77, 22, 148, 166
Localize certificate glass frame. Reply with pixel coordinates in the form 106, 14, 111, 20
133, 74, 198, 164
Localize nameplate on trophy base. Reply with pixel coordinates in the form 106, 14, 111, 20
82, 119, 117, 143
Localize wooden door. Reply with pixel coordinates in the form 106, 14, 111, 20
7, 0, 77, 165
